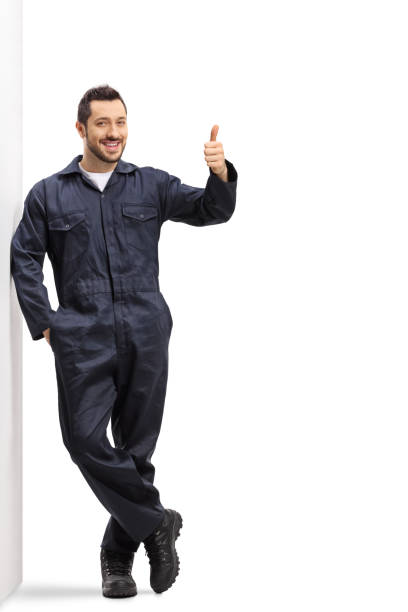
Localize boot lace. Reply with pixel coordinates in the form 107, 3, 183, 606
101, 550, 134, 576
144, 529, 171, 565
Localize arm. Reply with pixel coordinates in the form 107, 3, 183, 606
159, 158, 238, 226
10, 186, 55, 341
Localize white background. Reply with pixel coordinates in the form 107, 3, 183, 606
4, 0, 408, 610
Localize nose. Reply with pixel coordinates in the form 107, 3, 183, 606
105, 127, 121, 140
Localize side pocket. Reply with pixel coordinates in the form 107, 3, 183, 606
48, 307, 60, 352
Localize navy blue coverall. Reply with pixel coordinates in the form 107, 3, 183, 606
10, 153, 238, 553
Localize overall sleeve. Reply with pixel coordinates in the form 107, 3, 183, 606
10, 186, 55, 341
159, 158, 238, 226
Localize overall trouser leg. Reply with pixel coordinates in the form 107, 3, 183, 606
52, 291, 172, 550
54, 351, 165, 544
100, 304, 172, 552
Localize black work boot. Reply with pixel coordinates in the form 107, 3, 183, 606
143, 508, 183, 593
100, 547, 137, 598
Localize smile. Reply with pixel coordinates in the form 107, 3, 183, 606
102, 141, 120, 150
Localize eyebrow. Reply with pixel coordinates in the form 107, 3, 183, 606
94, 116, 127, 121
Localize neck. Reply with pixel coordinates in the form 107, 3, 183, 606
80, 153, 117, 173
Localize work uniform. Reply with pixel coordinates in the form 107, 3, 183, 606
10, 153, 238, 553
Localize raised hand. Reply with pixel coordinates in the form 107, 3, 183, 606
203, 124, 228, 179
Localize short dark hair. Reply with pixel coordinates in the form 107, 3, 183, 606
77, 84, 127, 128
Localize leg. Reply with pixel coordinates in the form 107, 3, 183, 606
54, 345, 165, 551
101, 300, 172, 552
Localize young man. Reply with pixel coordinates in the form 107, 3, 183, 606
10, 84, 238, 598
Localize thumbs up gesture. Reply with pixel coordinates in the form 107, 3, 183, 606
204, 125, 228, 180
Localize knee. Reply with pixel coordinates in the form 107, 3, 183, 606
64, 433, 105, 465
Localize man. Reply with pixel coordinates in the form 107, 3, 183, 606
10, 84, 238, 598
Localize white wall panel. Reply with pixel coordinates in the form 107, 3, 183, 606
0, 0, 23, 604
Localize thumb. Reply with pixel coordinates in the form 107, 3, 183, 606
210, 124, 219, 141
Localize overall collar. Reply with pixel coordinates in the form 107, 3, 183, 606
58, 154, 139, 176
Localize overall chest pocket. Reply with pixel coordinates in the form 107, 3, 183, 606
47, 210, 89, 263
122, 203, 158, 251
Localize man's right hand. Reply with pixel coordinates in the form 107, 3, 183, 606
43, 328, 51, 345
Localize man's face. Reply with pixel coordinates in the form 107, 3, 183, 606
76, 99, 128, 164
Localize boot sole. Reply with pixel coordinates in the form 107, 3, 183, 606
152, 510, 183, 594
102, 583, 137, 598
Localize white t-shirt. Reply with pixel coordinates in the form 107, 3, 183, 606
78, 161, 114, 192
